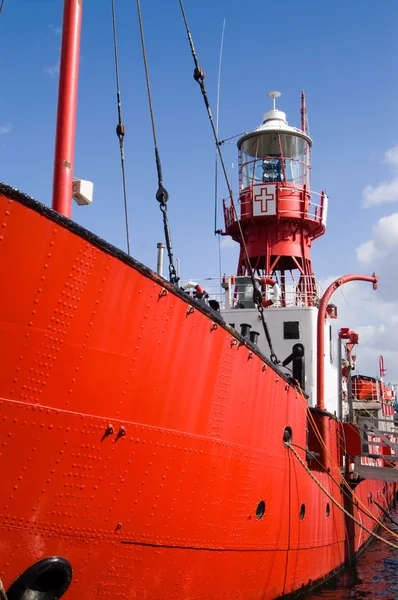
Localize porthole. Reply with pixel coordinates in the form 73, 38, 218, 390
256, 500, 266, 519
299, 503, 306, 520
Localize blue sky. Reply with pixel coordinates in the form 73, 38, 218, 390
1, 0, 398, 381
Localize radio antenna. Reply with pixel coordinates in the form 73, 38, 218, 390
214, 18, 226, 235
215, 19, 226, 293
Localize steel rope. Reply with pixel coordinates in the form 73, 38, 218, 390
136, 0, 178, 284
111, 0, 131, 256
177, 0, 278, 362
294, 381, 398, 539
286, 442, 398, 550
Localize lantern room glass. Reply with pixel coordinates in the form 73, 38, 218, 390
239, 133, 311, 189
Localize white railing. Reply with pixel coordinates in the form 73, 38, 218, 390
181, 275, 323, 310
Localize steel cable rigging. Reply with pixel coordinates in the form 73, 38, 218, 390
177, 0, 278, 363
111, 0, 131, 256
136, 0, 178, 285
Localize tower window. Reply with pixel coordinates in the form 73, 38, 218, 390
284, 321, 300, 340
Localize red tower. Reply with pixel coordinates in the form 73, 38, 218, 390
223, 91, 327, 306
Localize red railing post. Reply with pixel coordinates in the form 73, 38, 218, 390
52, 0, 83, 217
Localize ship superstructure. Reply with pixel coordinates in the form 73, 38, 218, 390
220, 92, 337, 411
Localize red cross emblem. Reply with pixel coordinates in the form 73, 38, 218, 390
253, 185, 276, 215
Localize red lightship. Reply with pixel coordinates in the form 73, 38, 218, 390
0, 2, 397, 599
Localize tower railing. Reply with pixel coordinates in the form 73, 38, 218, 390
181, 275, 323, 310
223, 187, 327, 229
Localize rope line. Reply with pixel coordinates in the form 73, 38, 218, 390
291, 442, 388, 528
0, 578, 7, 600
307, 402, 398, 538
111, 0, 131, 256
285, 442, 398, 550
293, 381, 398, 539
177, 0, 278, 363
373, 498, 398, 528
136, 0, 178, 284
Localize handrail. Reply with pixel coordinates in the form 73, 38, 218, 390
181, 274, 323, 310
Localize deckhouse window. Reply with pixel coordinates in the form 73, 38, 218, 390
283, 321, 300, 340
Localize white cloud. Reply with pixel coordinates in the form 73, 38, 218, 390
356, 213, 398, 265
220, 236, 239, 249
362, 145, 398, 207
329, 281, 398, 383
362, 178, 398, 208
355, 240, 376, 265
49, 24, 61, 36
331, 209, 398, 382
0, 123, 12, 135
384, 146, 398, 167
45, 62, 60, 78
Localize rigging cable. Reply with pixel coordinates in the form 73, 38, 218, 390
294, 381, 398, 540
0, 0, 5, 14
136, 0, 178, 285
291, 441, 397, 529
111, 0, 131, 256
285, 441, 398, 550
373, 498, 398, 528
177, 0, 278, 363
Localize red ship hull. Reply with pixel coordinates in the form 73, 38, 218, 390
0, 184, 394, 599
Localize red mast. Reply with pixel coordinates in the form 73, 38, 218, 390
223, 91, 327, 307
52, 0, 83, 217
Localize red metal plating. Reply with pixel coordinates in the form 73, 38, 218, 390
52, 0, 82, 217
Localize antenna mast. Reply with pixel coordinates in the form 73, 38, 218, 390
267, 90, 281, 110
301, 90, 307, 133
214, 18, 226, 235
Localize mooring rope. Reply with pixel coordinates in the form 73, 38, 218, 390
285, 441, 398, 550
293, 380, 398, 539
0, 577, 8, 600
